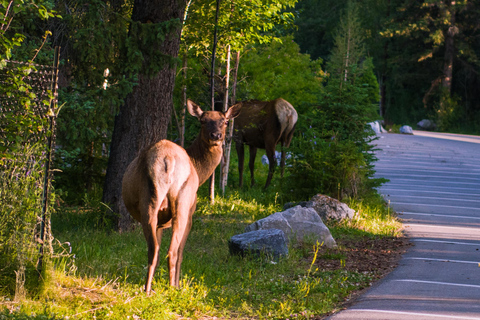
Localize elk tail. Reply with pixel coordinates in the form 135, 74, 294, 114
275, 99, 298, 148
146, 153, 175, 210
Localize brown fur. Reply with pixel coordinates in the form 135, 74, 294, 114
122, 100, 241, 294
233, 98, 298, 188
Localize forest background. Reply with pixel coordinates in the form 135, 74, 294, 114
47, 0, 480, 208
1, 0, 480, 315
2, 0, 476, 206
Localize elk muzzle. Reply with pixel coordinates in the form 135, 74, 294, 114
210, 132, 223, 141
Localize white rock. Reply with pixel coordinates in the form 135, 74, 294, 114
399, 125, 413, 134
368, 121, 387, 134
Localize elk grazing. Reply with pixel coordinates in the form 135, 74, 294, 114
122, 100, 241, 294
233, 98, 297, 189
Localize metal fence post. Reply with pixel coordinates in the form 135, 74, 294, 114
38, 46, 60, 276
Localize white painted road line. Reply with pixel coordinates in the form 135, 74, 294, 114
413, 239, 480, 246
376, 167, 480, 177
400, 212, 480, 221
413, 130, 480, 144
377, 157, 480, 166
381, 173, 480, 182
376, 164, 480, 171
377, 178, 480, 186
384, 195, 480, 204
353, 309, 480, 320
404, 223, 480, 231
376, 157, 479, 162
394, 279, 480, 289
404, 257, 480, 265
391, 202, 480, 210
379, 183, 480, 192
380, 188, 480, 197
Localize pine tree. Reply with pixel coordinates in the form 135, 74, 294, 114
328, 1, 364, 85
286, 1, 382, 201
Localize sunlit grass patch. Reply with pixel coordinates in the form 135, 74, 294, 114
342, 194, 403, 237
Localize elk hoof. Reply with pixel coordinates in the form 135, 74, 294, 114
145, 288, 156, 296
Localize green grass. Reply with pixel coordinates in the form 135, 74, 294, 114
0, 151, 402, 319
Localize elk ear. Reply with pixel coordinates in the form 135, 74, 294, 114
187, 99, 203, 119
225, 104, 242, 120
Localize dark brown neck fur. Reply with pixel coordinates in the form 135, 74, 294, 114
186, 137, 223, 186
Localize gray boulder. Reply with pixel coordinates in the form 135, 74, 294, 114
417, 119, 437, 131
245, 205, 337, 248
309, 194, 357, 222
229, 229, 288, 258
284, 194, 357, 222
368, 121, 387, 134
399, 125, 413, 134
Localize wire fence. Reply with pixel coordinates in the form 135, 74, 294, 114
0, 48, 60, 299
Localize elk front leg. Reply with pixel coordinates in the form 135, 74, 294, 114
236, 142, 245, 187
248, 146, 257, 187
174, 204, 195, 286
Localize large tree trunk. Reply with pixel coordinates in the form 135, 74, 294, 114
103, 0, 186, 231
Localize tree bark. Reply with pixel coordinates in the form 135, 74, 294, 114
442, 7, 456, 94
423, 2, 457, 108
180, 55, 187, 147
219, 45, 231, 195
379, 0, 390, 121
209, 0, 220, 204
102, 0, 187, 231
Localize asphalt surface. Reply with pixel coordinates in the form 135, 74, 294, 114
327, 130, 480, 320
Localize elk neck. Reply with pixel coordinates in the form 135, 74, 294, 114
186, 136, 223, 186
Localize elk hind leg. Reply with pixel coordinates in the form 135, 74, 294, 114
141, 201, 161, 295
280, 146, 286, 177
167, 196, 195, 287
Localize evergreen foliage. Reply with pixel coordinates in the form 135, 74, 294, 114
294, 0, 480, 133
379, 0, 480, 130
286, 2, 384, 201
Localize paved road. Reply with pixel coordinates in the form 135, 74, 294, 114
328, 130, 480, 320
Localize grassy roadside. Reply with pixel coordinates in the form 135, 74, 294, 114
0, 183, 403, 319
0, 150, 404, 319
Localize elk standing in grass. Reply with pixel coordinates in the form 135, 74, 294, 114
233, 98, 297, 189
122, 100, 241, 294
